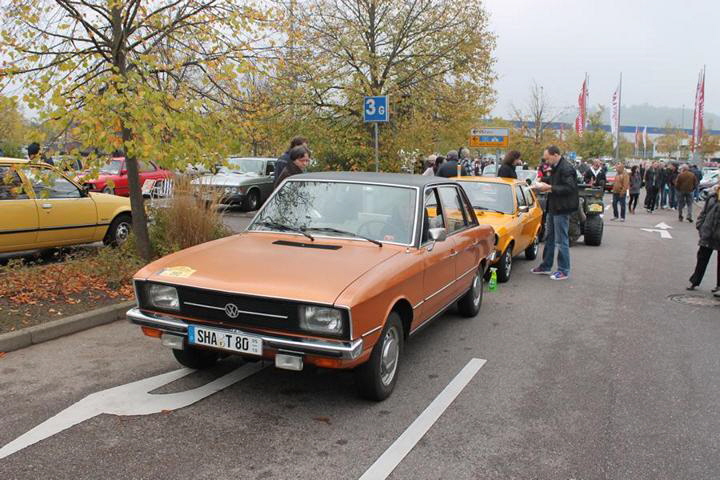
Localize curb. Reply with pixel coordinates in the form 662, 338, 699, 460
0, 300, 136, 353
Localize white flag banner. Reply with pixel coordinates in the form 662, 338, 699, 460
642, 126, 647, 150
611, 86, 620, 149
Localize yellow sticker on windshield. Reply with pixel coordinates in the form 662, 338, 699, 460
158, 266, 196, 278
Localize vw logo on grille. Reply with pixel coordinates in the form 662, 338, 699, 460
224, 303, 240, 319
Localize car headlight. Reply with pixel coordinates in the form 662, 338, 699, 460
147, 284, 179, 311
299, 306, 344, 335
231, 187, 239, 194
224, 186, 232, 193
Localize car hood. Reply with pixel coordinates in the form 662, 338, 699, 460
136, 232, 403, 305
192, 173, 261, 187
473, 210, 515, 232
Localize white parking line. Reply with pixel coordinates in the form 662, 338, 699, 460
358, 358, 487, 480
0, 362, 266, 460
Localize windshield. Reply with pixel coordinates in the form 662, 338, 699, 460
458, 181, 514, 214
250, 181, 418, 245
516, 170, 536, 181
220, 158, 264, 174
99, 159, 123, 175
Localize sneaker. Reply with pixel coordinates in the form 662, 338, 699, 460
687, 218, 693, 223
610, 217, 618, 221
549, 271, 569, 281
620, 218, 625, 222
679, 216, 683, 221
530, 266, 552, 275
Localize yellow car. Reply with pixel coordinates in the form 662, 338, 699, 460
0, 158, 132, 255
455, 176, 543, 282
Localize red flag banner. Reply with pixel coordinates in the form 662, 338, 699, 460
691, 68, 705, 153
575, 78, 587, 136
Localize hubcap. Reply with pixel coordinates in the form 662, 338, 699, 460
505, 250, 512, 276
472, 272, 482, 307
250, 192, 259, 209
531, 237, 539, 254
116, 222, 130, 243
380, 326, 400, 386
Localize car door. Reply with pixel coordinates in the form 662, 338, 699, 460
512, 183, 531, 252
25, 166, 99, 246
416, 188, 458, 327
0, 165, 39, 252
437, 185, 480, 295
520, 184, 542, 241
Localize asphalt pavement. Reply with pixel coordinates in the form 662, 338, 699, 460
1, 195, 719, 480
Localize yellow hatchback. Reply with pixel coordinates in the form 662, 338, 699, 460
0, 158, 132, 255
455, 176, 543, 282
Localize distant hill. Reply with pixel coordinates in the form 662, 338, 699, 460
559, 103, 720, 129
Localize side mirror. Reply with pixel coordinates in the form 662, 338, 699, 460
119, 169, 128, 176
81, 184, 91, 196
428, 227, 447, 242
518, 205, 529, 214
526, 178, 532, 186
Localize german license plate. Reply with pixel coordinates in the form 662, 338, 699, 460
188, 325, 262, 356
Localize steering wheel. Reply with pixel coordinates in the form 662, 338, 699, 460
357, 220, 387, 238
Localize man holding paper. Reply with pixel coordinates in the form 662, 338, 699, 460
530, 146, 579, 281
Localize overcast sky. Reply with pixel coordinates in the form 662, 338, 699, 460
485, 0, 717, 122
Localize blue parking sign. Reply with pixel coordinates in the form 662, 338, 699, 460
363, 96, 389, 122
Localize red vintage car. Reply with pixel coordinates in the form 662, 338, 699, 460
81, 157, 172, 196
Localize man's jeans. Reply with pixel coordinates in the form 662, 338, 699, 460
539, 213, 570, 275
678, 192, 694, 219
668, 187, 677, 209
660, 184, 668, 208
612, 193, 626, 219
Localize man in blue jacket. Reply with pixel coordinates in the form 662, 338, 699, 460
530, 146, 579, 281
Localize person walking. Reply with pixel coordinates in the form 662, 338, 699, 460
274, 136, 308, 184
497, 151, 521, 179
687, 182, 720, 294
530, 146, 579, 281
628, 165, 642, 214
274, 145, 311, 189
667, 163, 679, 210
436, 150, 468, 177
644, 161, 661, 213
676, 164, 699, 222
611, 164, 630, 221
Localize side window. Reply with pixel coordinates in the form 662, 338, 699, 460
265, 161, 275, 176
0, 166, 29, 200
458, 187, 478, 226
520, 185, 535, 207
26, 168, 82, 199
437, 186, 469, 234
515, 185, 527, 210
422, 188, 445, 243
137, 161, 153, 173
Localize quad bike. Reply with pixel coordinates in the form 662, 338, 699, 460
537, 184, 604, 246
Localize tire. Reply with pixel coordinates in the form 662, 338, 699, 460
496, 246, 512, 283
102, 186, 114, 195
457, 268, 484, 317
104, 214, 132, 247
242, 189, 260, 211
584, 215, 603, 246
355, 312, 403, 401
172, 346, 219, 369
524, 233, 539, 260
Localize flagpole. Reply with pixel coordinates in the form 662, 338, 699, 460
615, 73, 622, 163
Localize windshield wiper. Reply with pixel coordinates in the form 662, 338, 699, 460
303, 227, 382, 247
474, 206, 506, 214
254, 221, 314, 241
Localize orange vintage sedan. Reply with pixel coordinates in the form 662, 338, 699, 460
128, 172, 495, 400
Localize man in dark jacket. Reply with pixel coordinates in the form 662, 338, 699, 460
644, 162, 661, 212
274, 145, 310, 190
690, 164, 702, 201
436, 150, 468, 177
530, 146, 578, 281
687, 183, 720, 293
274, 136, 308, 184
583, 159, 606, 187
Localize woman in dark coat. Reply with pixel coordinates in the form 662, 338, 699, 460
687, 182, 720, 294
497, 150, 521, 179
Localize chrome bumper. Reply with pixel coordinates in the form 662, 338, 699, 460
126, 308, 364, 360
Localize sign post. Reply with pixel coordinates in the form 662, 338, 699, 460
364, 96, 389, 172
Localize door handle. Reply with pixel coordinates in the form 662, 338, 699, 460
41, 203, 53, 209
449, 250, 458, 257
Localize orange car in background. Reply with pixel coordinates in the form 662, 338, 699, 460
128, 172, 495, 400
455, 176, 543, 282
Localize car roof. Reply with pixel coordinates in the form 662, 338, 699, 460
453, 175, 521, 185
228, 156, 276, 161
0, 157, 29, 164
289, 171, 459, 188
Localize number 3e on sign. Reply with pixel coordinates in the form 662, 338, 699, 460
364, 96, 389, 122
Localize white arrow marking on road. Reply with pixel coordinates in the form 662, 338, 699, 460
359, 358, 487, 480
0, 362, 266, 460
641, 228, 673, 239
654, 222, 673, 229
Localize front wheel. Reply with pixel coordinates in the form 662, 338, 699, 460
104, 214, 131, 246
457, 269, 484, 317
524, 234, 539, 260
584, 215, 603, 246
102, 186, 114, 195
355, 312, 403, 401
496, 246, 512, 283
242, 189, 260, 211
